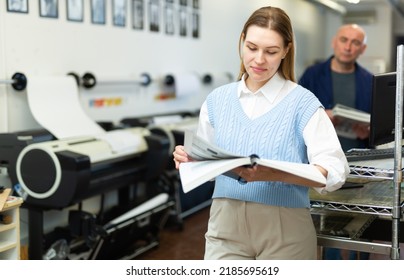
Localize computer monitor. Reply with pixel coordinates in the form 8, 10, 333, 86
369, 72, 400, 148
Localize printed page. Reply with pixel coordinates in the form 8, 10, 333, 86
256, 158, 326, 188
183, 130, 240, 160
179, 157, 250, 193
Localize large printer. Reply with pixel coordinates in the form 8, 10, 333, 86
121, 111, 215, 225
0, 126, 173, 259
0, 74, 178, 259
1, 127, 169, 209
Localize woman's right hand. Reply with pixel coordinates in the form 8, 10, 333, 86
172, 145, 191, 169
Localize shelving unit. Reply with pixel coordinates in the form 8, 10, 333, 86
310, 45, 404, 260
0, 196, 23, 260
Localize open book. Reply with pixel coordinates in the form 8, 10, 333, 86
178, 131, 326, 193
332, 104, 370, 139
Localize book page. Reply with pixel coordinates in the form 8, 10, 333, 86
180, 157, 250, 193
256, 158, 326, 188
183, 130, 240, 160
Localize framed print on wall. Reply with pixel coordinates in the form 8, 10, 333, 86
113, 0, 127, 27
132, 0, 144, 30
91, 0, 106, 24
39, 0, 58, 18
165, 0, 174, 35
149, 0, 160, 32
192, 11, 199, 38
66, 0, 83, 22
7, 0, 28, 13
179, 5, 187, 37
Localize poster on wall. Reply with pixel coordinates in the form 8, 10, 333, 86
67, 0, 83, 22
192, 11, 199, 38
179, 5, 187, 37
192, 0, 199, 38
149, 0, 160, 32
165, 0, 174, 35
7, 0, 28, 13
39, 0, 58, 18
113, 0, 127, 27
132, 0, 144, 30
91, 0, 106, 24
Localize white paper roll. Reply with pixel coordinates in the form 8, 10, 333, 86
172, 72, 202, 98
26, 76, 105, 139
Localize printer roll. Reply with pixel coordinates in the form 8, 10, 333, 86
171, 72, 202, 98
26, 76, 105, 139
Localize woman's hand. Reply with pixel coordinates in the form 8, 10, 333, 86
172, 145, 191, 169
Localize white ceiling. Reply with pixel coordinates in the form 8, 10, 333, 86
319, 0, 404, 17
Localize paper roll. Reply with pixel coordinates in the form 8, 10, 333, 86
26, 76, 105, 139
173, 72, 202, 98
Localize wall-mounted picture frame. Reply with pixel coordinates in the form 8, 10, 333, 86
164, 0, 174, 35
179, 0, 187, 6
91, 0, 106, 24
66, 0, 83, 22
132, 0, 144, 30
192, 11, 199, 38
179, 5, 187, 37
113, 0, 127, 27
7, 0, 28, 13
39, 0, 58, 18
192, 0, 199, 9
149, 0, 160, 32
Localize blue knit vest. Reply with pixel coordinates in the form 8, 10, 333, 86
206, 82, 322, 208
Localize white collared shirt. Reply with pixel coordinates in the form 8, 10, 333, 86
197, 73, 349, 193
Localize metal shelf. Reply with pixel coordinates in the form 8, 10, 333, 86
310, 180, 404, 217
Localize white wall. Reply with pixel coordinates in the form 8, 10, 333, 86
0, 0, 334, 132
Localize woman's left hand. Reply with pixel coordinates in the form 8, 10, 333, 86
172, 145, 192, 169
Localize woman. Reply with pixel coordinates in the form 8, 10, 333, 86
173, 6, 349, 260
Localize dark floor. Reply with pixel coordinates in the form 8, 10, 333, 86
133, 205, 403, 260
134, 206, 210, 260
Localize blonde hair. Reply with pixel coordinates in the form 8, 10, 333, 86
237, 6, 295, 82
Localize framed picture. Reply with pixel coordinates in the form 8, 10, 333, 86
149, 0, 160, 32
179, 0, 187, 6
164, 0, 174, 35
192, 11, 199, 38
193, 0, 199, 9
7, 0, 28, 13
39, 0, 58, 18
66, 0, 83, 22
91, 0, 106, 24
113, 0, 127, 27
179, 6, 187, 37
132, 0, 144, 30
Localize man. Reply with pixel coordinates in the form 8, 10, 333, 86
299, 24, 373, 152
299, 24, 373, 260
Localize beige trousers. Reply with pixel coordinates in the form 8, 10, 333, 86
204, 198, 317, 260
